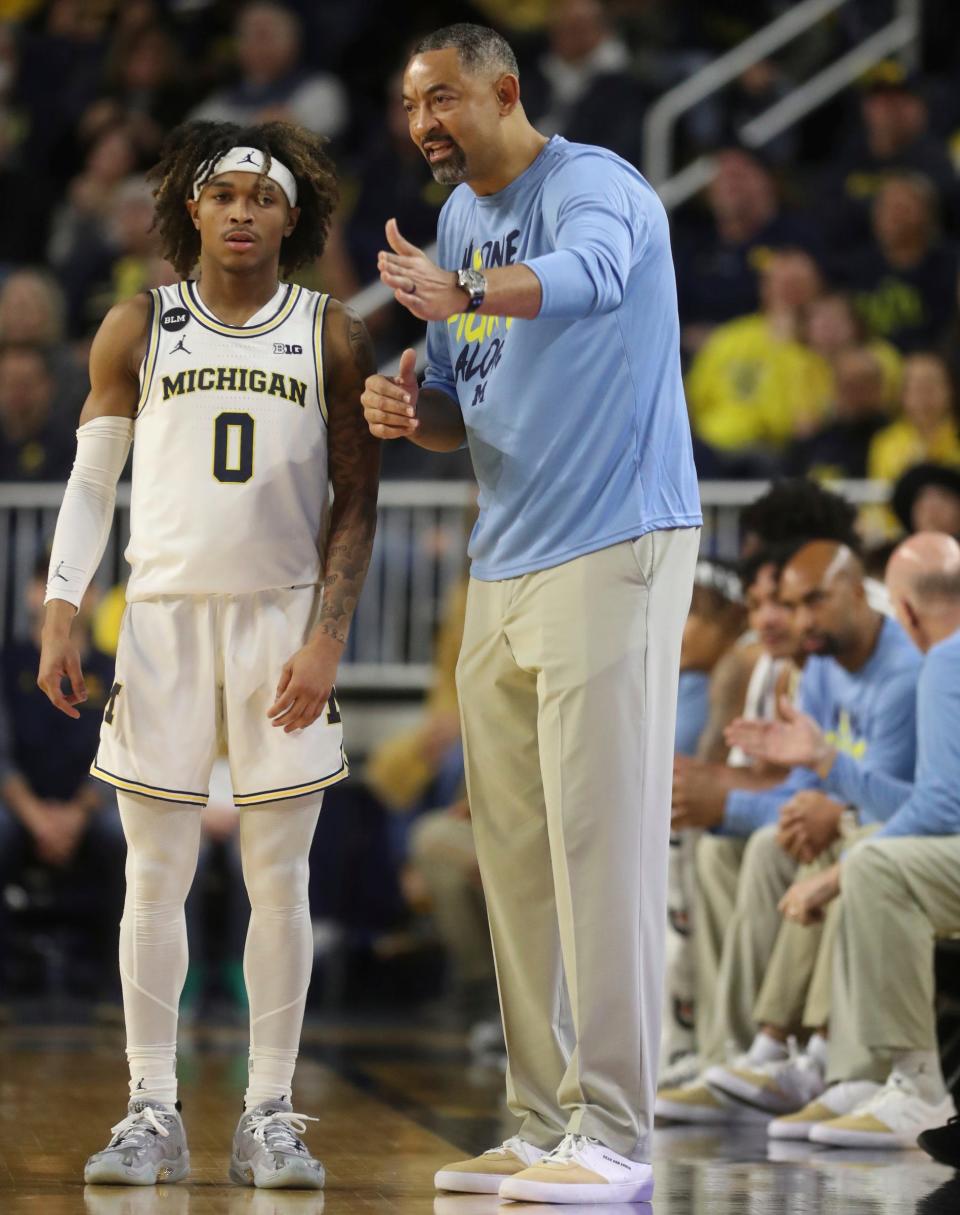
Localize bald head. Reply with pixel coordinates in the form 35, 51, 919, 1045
779, 541, 870, 661
886, 532, 960, 620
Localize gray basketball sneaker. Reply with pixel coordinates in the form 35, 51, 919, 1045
84, 1099, 190, 1185
229, 1098, 325, 1189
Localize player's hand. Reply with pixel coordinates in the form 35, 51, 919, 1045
361, 348, 420, 440
671, 755, 727, 830
777, 790, 843, 862
37, 625, 87, 720
378, 218, 465, 321
724, 698, 833, 772
779, 863, 841, 926
267, 636, 339, 734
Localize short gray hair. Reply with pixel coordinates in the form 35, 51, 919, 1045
914, 569, 960, 603
413, 23, 519, 78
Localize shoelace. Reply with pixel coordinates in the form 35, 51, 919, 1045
109, 1106, 170, 1148
542, 1133, 595, 1165
247, 1109, 319, 1154
484, 1136, 528, 1158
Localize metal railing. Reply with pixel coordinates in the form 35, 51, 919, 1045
0, 478, 893, 689
645, 0, 921, 211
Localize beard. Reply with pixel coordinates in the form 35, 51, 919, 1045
426, 141, 469, 185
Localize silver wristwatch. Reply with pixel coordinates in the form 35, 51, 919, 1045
457, 267, 487, 312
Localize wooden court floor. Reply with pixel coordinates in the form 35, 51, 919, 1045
2, 1019, 959, 1215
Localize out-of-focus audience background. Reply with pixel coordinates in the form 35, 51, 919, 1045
2, 0, 960, 1081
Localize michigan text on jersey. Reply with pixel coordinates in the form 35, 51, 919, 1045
161, 366, 308, 406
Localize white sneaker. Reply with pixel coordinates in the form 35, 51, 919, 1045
434, 1135, 546, 1194
656, 1038, 784, 1124
498, 1133, 654, 1204
810, 1072, 958, 1149
768, 1081, 881, 1140
706, 1044, 826, 1115
658, 1051, 700, 1090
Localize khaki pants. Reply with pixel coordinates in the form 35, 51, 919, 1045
752, 825, 877, 1034
696, 825, 798, 1063
828, 834, 960, 1085
457, 528, 700, 1160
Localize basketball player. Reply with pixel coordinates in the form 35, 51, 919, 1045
37, 120, 380, 1187
362, 24, 701, 1205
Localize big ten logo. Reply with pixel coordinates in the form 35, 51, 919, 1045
273, 342, 303, 354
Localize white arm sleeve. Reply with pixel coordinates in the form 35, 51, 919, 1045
44, 416, 134, 609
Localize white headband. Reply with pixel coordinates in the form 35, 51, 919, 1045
193, 146, 298, 207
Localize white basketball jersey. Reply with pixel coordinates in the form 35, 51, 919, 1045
125, 280, 331, 600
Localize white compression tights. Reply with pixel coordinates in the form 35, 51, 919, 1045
117, 791, 322, 1108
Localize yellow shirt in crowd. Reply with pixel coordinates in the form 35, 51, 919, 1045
867, 418, 960, 483
686, 315, 829, 452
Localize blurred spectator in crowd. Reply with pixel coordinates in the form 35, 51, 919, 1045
344, 67, 447, 277
79, 21, 196, 165
59, 177, 174, 336
11, 0, 110, 178
686, 250, 826, 465
801, 290, 901, 411
189, 1, 349, 143
0, 270, 88, 421
892, 464, 960, 539
0, 558, 124, 997
407, 794, 491, 1025
786, 346, 889, 480
673, 148, 819, 356
836, 173, 959, 353
521, 0, 647, 167
0, 344, 74, 481
365, 578, 467, 816
0, 106, 53, 267
713, 60, 799, 169
47, 122, 141, 335
868, 352, 960, 484
817, 64, 959, 254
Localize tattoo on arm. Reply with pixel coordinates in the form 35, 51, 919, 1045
319, 306, 381, 646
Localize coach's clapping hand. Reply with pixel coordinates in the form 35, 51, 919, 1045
268, 636, 339, 734
724, 697, 834, 774
362, 347, 421, 441
378, 218, 464, 321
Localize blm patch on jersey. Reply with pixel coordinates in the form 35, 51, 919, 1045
161, 308, 189, 332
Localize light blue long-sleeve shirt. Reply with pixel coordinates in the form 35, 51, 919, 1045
421, 135, 702, 581
722, 615, 921, 837
676, 670, 711, 757
876, 627, 960, 838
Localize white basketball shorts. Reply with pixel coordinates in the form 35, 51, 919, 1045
91, 586, 347, 806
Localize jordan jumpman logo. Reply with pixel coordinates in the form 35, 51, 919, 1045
172, 336, 191, 355
239, 151, 259, 165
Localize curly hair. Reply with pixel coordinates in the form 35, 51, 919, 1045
740, 478, 861, 556
148, 120, 339, 277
